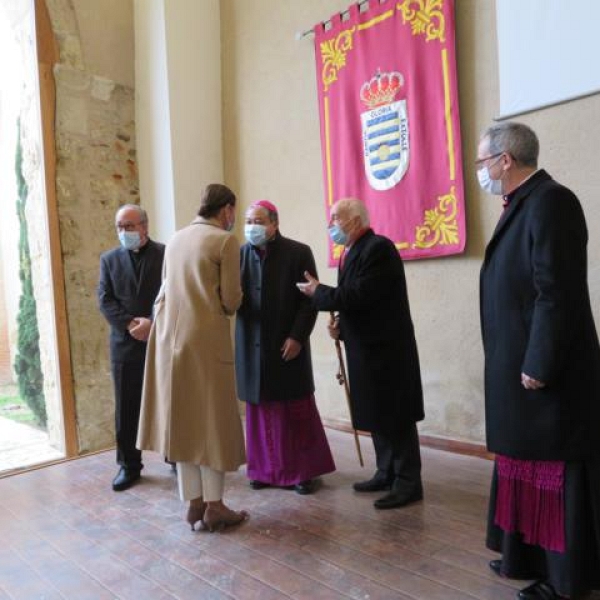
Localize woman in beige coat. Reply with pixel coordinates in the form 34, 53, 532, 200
138, 183, 247, 532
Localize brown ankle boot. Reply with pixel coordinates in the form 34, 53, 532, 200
186, 501, 207, 531
203, 504, 248, 533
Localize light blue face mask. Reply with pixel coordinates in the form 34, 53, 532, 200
118, 230, 141, 251
477, 166, 503, 196
244, 224, 268, 246
328, 224, 348, 246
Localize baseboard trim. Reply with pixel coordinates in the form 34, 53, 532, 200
418, 434, 494, 460
323, 418, 493, 460
0, 447, 113, 480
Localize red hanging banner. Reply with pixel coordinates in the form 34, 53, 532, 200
314, 0, 466, 264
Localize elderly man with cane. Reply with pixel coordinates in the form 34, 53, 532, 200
297, 198, 424, 509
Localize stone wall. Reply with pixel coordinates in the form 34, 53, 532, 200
45, 0, 137, 453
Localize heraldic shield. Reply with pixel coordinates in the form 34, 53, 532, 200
360, 72, 409, 192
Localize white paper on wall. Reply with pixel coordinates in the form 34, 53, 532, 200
496, 0, 600, 118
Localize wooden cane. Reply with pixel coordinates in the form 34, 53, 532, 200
330, 312, 364, 467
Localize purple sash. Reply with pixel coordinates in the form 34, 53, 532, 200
494, 455, 565, 552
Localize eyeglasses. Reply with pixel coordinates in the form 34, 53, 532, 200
116, 221, 144, 232
475, 152, 504, 167
329, 214, 351, 227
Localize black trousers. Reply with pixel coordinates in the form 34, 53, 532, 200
111, 360, 144, 471
372, 421, 422, 492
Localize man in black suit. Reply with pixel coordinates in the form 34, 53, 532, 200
98, 204, 165, 491
297, 198, 424, 509
477, 122, 600, 599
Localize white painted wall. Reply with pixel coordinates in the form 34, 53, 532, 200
133, 0, 175, 243
219, 1, 600, 444
164, 0, 223, 229
134, 0, 223, 242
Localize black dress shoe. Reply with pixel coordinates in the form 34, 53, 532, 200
249, 480, 270, 490
490, 558, 538, 580
353, 472, 392, 492
112, 467, 141, 491
374, 480, 423, 509
489, 559, 502, 576
518, 580, 560, 599
294, 480, 313, 495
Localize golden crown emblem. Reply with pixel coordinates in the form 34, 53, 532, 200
360, 71, 404, 109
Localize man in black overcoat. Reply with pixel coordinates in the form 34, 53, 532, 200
298, 198, 424, 509
236, 200, 335, 495
98, 204, 165, 491
477, 122, 600, 599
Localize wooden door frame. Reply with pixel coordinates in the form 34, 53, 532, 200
35, 0, 78, 457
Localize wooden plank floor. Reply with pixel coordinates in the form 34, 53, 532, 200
0, 428, 593, 600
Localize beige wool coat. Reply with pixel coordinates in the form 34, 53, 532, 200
137, 216, 246, 472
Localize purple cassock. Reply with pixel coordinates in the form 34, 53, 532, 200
246, 393, 335, 486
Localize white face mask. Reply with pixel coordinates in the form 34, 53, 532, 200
118, 230, 142, 250
244, 224, 268, 246
328, 223, 348, 246
477, 166, 503, 196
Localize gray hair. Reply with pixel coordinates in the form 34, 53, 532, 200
117, 203, 148, 224
249, 204, 279, 225
264, 207, 279, 225
335, 198, 370, 227
482, 122, 539, 168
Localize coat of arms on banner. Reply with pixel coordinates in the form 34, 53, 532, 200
360, 71, 409, 191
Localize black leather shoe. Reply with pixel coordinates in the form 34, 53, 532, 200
294, 480, 313, 495
517, 580, 560, 599
249, 480, 270, 490
489, 559, 502, 576
353, 472, 392, 492
112, 467, 141, 491
490, 558, 537, 580
374, 480, 423, 509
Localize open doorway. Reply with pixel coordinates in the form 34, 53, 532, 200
0, 0, 75, 473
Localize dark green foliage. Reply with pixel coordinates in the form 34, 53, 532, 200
13, 123, 46, 427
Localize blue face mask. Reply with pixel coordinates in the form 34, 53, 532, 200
328, 224, 348, 246
118, 230, 141, 251
244, 224, 268, 246
477, 166, 503, 196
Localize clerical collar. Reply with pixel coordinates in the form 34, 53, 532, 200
502, 169, 539, 208
130, 241, 149, 255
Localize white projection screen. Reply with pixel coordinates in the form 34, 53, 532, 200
496, 0, 600, 118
